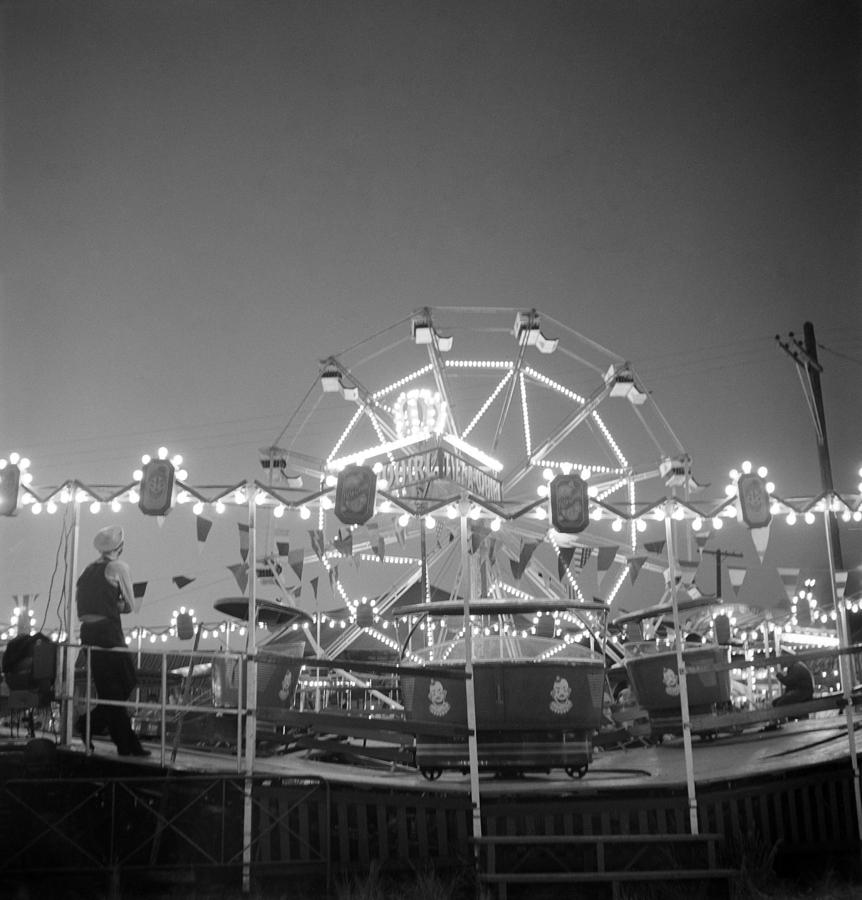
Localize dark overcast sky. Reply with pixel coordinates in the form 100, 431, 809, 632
1, 1, 860, 625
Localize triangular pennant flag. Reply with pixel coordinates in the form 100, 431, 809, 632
133, 582, 148, 599
644, 540, 666, 556
310, 576, 319, 599
727, 565, 747, 597
750, 522, 771, 563
469, 521, 491, 554
777, 566, 800, 601
629, 556, 646, 585
519, 540, 540, 572
509, 557, 524, 581
309, 530, 325, 560
238, 522, 250, 562
844, 568, 862, 600
276, 539, 290, 557
196, 515, 213, 544
597, 545, 617, 572
227, 563, 248, 594
333, 529, 353, 557
678, 559, 699, 586
288, 548, 304, 582
173, 575, 195, 589
694, 532, 710, 552
558, 546, 575, 581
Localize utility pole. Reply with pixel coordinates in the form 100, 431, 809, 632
777, 322, 862, 848
700, 548, 743, 601
776, 323, 844, 572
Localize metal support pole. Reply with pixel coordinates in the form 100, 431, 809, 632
242, 487, 258, 893
459, 496, 482, 846
825, 515, 862, 843
62, 496, 81, 745
665, 509, 699, 834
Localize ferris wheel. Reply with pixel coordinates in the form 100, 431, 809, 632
259, 307, 691, 660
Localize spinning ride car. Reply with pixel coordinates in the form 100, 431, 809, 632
395, 598, 607, 780
612, 597, 732, 732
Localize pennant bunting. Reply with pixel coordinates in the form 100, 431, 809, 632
843, 568, 862, 600
644, 540, 666, 556
172, 575, 195, 589
777, 567, 800, 601
469, 521, 491, 554
276, 539, 290, 558
309, 530, 325, 560
238, 522, 250, 561
678, 559, 699, 586
288, 548, 304, 582
750, 522, 771, 563
597, 545, 617, 572
196, 515, 213, 544
629, 557, 647, 585
310, 576, 319, 599
509, 557, 524, 581
227, 563, 248, 594
727, 565, 747, 597
133, 582, 148, 599
519, 540, 540, 572
332, 529, 353, 558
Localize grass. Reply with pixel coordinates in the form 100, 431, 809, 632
5, 866, 862, 900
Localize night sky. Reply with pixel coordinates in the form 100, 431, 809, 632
1, 1, 860, 636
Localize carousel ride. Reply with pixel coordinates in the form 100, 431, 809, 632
3, 307, 858, 782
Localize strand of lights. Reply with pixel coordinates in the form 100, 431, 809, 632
326, 407, 364, 465
364, 404, 394, 450
356, 553, 419, 565
371, 365, 434, 400
462, 369, 513, 438
519, 372, 532, 458
444, 359, 513, 370
591, 412, 628, 467
538, 460, 627, 477
441, 434, 504, 472
605, 566, 630, 606
523, 367, 587, 404
497, 582, 533, 601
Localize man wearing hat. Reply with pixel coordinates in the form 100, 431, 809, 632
75, 525, 150, 757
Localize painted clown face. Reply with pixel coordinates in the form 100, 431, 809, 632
428, 680, 447, 705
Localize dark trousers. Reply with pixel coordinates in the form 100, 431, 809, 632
79, 621, 143, 755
